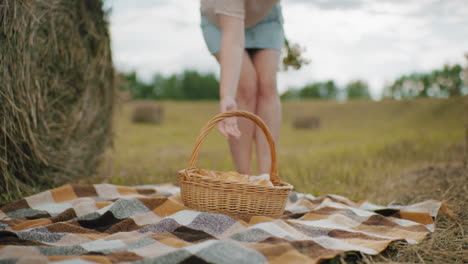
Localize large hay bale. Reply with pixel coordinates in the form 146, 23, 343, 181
0, 0, 115, 201
293, 116, 321, 129
132, 101, 164, 124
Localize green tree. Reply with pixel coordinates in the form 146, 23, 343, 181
322, 80, 338, 99
280, 88, 300, 100
345, 80, 370, 99
299, 83, 321, 98
160, 73, 183, 99
151, 73, 166, 99
119, 71, 154, 99
118, 70, 220, 100
287, 80, 339, 99
384, 63, 464, 99
180, 70, 219, 100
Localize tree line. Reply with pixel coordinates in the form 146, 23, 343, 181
119, 62, 467, 101
280, 79, 370, 100
119, 70, 219, 100
282, 63, 467, 100
383, 64, 467, 99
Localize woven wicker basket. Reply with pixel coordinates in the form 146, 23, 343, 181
178, 110, 293, 220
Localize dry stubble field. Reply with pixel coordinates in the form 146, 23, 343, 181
94, 97, 466, 263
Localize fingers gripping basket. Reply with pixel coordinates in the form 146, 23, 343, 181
178, 110, 293, 220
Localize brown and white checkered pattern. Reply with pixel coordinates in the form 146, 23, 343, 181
0, 184, 440, 263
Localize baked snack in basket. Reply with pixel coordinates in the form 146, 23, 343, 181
178, 110, 293, 220
195, 169, 274, 186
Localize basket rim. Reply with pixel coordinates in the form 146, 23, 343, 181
178, 168, 294, 190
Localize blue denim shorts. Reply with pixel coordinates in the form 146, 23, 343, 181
200, 4, 285, 55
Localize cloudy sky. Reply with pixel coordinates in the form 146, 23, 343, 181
104, 0, 468, 98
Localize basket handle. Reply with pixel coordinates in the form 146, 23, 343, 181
187, 110, 281, 185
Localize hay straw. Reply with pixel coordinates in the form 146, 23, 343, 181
370, 164, 468, 263
132, 101, 164, 124
0, 0, 115, 201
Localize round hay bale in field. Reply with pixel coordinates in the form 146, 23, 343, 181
0, 0, 115, 201
293, 116, 321, 129
132, 101, 164, 124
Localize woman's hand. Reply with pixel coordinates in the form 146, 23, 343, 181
218, 97, 241, 138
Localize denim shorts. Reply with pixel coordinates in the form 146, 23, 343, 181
200, 4, 285, 55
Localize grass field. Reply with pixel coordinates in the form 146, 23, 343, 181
95, 97, 465, 203
93, 97, 466, 263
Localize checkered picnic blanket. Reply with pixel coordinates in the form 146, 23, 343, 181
0, 184, 441, 264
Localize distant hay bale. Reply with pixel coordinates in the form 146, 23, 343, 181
0, 0, 115, 201
293, 116, 321, 129
132, 102, 164, 124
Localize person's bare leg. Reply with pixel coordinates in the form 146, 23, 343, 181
251, 49, 282, 174
215, 51, 258, 174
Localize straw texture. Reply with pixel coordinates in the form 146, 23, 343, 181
0, 0, 115, 201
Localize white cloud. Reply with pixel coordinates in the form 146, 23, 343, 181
105, 0, 468, 98
107, 0, 217, 79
